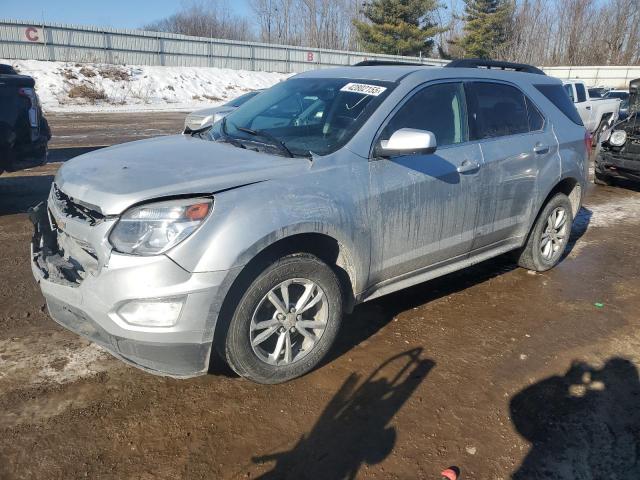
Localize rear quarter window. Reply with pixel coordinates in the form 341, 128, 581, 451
534, 84, 584, 126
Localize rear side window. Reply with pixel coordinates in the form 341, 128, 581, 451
575, 83, 587, 103
526, 97, 545, 131
535, 84, 584, 126
466, 82, 529, 139
381, 82, 468, 147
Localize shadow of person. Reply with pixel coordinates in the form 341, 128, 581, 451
253, 348, 434, 479
510, 357, 640, 479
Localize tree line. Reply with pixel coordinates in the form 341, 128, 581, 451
145, 0, 640, 66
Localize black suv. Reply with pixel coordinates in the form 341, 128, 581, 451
0, 64, 51, 174
596, 78, 640, 185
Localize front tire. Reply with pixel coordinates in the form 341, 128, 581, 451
516, 193, 573, 272
220, 253, 343, 384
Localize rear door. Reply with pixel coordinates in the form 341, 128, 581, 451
465, 81, 557, 251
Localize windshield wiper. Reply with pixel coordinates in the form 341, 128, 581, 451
234, 125, 294, 158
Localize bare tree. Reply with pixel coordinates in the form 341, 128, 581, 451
145, 0, 254, 41
496, 0, 640, 66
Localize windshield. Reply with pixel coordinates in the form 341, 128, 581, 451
211, 77, 395, 157
226, 91, 260, 108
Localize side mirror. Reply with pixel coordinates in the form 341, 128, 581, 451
375, 128, 437, 158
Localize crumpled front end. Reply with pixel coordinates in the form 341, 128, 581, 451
29, 184, 233, 378
598, 118, 640, 182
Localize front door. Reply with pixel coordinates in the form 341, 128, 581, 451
368, 82, 483, 285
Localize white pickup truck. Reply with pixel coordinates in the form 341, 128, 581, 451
563, 80, 620, 144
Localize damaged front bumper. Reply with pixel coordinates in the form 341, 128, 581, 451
29, 199, 231, 378
596, 150, 640, 182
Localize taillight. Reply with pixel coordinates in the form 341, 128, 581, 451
18, 87, 36, 105
18, 87, 39, 128
584, 130, 593, 156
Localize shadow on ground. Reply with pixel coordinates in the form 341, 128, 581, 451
253, 348, 434, 479
511, 357, 640, 479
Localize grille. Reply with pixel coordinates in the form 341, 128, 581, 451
52, 184, 105, 226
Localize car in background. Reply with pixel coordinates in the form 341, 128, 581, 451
183, 90, 264, 133
604, 90, 631, 121
596, 78, 640, 185
604, 89, 630, 101
563, 80, 620, 145
0, 64, 51, 174
588, 87, 605, 98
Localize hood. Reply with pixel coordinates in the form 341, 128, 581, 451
55, 135, 308, 215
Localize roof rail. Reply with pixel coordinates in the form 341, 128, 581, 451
352, 60, 426, 67
445, 58, 546, 75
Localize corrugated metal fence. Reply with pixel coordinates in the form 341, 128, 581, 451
2, 19, 638, 86
542, 66, 640, 89
0, 18, 447, 73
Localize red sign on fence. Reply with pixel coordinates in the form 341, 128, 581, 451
306, 51, 315, 62
24, 26, 44, 43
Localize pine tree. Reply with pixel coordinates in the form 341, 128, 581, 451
354, 0, 446, 57
457, 0, 513, 58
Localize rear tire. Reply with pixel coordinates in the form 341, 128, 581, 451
516, 193, 573, 272
220, 253, 343, 384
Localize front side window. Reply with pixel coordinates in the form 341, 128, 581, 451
380, 82, 468, 148
466, 82, 530, 139
213, 77, 395, 157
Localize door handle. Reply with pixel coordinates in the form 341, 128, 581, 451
586, 106, 592, 110
533, 143, 550, 155
457, 159, 480, 173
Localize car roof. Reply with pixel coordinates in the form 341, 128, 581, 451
295, 65, 560, 86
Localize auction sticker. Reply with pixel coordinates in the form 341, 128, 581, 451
340, 83, 387, 96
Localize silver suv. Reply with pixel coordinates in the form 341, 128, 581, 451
31, 60, 588, 384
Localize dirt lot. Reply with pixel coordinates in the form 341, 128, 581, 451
1, 112, 640, 479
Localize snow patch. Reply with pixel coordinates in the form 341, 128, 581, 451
0, 335, 114, 388
37, 343, 111, 384
2, 59, 290, 113
578, 195, 640, 229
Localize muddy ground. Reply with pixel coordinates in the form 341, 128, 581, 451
1, 112, 640, 479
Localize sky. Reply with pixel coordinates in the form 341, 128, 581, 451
1, 0, 251, 29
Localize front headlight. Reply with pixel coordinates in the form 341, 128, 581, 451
109, 198, 212, 255
185, 114, 213, 131
609, 130, 627, 146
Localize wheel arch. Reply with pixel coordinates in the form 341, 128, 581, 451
543, 176, 582, 217
524, 176, 582, 246
210, 232, 359, 369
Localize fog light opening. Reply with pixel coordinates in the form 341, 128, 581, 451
117, 297, 186, 327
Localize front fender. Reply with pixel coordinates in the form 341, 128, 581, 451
167, 161, 371, 294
